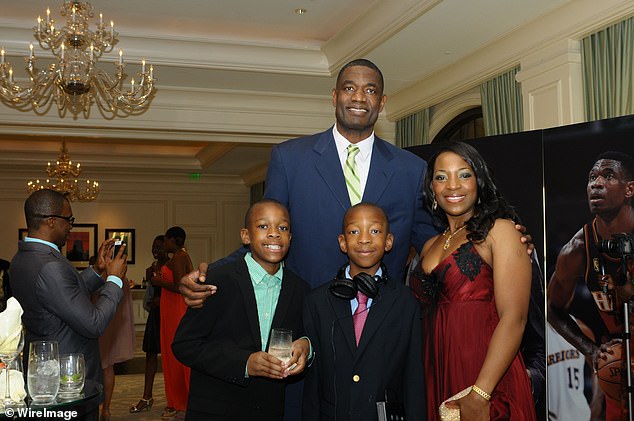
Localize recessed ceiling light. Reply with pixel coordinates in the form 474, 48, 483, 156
295, 8, 307, 15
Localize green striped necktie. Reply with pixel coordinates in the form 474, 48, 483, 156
344, 145, 361, 205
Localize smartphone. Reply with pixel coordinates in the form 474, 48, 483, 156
112, 239, 123, 258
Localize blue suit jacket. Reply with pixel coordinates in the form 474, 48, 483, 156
265, 127, 436, 287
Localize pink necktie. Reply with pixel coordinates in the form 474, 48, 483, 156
353, 292, 369, 345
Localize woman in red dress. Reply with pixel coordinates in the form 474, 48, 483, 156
410, 141, 536, 421
154, 226, 193, 419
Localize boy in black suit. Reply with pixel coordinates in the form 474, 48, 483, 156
172, 199, 311, 420
302, 202, 425, 421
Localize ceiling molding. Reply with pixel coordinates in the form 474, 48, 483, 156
197, 143, 236, 169
0, 87, 335, 139
323, 0, 442, 71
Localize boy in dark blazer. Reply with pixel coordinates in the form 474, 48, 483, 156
302, 202, 425, 421
172, 199, 311, 421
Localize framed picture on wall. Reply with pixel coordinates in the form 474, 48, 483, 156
66, 223, 98, 268
105, 228, 135, 264
18, 228, 28, 241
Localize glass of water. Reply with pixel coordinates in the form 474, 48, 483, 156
58, 354, 84, 398
268, 328, 292, 364
27, 340, 59, 405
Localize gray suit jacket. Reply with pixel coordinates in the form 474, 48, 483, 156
10, 241, 122, 383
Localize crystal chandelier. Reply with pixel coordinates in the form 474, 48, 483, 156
0, 1, 156, 118
27, 140, 100, 202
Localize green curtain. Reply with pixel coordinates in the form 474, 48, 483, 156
581, 17, 634, 121
480, 66, 523, 136
395, 108, 430, 148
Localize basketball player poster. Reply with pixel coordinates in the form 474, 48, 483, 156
544, 115, 634, 421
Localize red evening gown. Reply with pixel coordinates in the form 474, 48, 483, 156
159, 265, 191, 411
411, 242, 536, 421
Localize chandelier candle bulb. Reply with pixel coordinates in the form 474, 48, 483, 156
1, 48, 4, 64
142, 59, 145, 74
37, 17, 42, 32
46, 8, 50, 24
118, 49, 122, 65
29, 43, 34, 58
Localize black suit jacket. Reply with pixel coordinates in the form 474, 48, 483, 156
10, 241, 122, 383
302, 275, 425, 421
172, 259, 310, 421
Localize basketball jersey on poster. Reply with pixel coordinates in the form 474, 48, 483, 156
583, 218, 625, 337
547, 323, 591, 421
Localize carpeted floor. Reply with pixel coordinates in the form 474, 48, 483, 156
106, 371, 167, 421
104, 354, 168, 421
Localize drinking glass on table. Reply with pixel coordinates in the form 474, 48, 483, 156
268, 328, 292, 364
27, 340, 59, 405
0, 328, 25, 410
58, 353, 85, 398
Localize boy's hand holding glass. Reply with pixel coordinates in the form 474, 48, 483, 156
246, 351, 286, 380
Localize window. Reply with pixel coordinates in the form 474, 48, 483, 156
433, 107, 484, 143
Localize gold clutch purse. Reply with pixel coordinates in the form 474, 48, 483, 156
438, 387, 471, 421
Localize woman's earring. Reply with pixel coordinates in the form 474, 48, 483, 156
432, 197, 437, 210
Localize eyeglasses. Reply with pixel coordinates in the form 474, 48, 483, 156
37, 214, 75, 225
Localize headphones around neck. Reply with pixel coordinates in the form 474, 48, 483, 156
329, 263, 389, 300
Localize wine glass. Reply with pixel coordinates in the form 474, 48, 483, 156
268, 328, 293, 364
0, 328, 25, 409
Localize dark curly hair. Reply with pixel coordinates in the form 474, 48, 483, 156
423, 141, 520, 243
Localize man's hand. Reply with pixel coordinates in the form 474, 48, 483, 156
179, 262, 217, 308
247, 351, 286, 379
283, 338, 310, 377
590, 338, 621, 373
515, 223, 535, 255
105, 242, 127, 279
94, 238, 116, 274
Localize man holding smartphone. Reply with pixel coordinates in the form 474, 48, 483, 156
10, 189, 128, 389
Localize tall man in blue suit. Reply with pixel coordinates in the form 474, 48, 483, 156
264, 59, 435, 285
